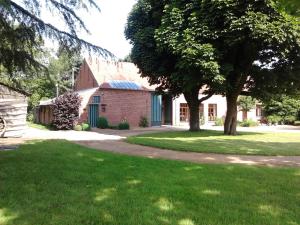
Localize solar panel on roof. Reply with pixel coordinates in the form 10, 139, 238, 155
108, 80, 142, 90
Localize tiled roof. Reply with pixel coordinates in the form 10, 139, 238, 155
85, 57, 156, 91
39, 87, 98, 114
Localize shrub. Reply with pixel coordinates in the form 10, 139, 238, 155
214, 117, 224, 126
200, 116, 205, 125
294, 121, 300, 126
97, 117, 109, 129
139, 116, 149, 128
283, 115, 297, 125
82, 123, 91, 131
74, 124, 82, 131
26, 113, 34, 122
52, 92, 81, 130
118, 121, 130, 130
267, 115, 281, 125
240, 119, 258, 127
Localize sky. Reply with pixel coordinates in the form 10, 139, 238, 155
78, 0, 137, 59
41, 0, 137, 59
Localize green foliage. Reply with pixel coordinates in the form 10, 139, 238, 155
264, 95, 300, 124
277, 0, 300, 17
239, 119, 259, 127
139, 116, 149, 128
126, 0, 300, 134
96, 117, 109, 129
118, 121, 130, 130
74, 124, 83, 131
200, 116, 205, 126
266, 115, 282, 125
294, 121, 300, 126
81, 123, 91, 131
0, 0, 111, 76
238, 96, 256, 112
215, 118, 224, 126
26, 113, 34, 122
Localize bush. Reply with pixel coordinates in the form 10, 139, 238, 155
240, 119, 259, 127
214, 117, 224, 126
139, 116, 149, 128
109, 125, 119, 130
294, 121, 300, 126
26, 113, 34, 122
52, 92, 81, 130
283, 115, 297, 125
267, 115, 281, 125
97, 117, 109, 129
118, 121, 130, 130
200, 116, 205, 125
82, 123, 91, 131
74, 124, 82, 131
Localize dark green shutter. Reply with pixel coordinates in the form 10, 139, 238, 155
88, 104, 99, 127
151, 94, 162, 126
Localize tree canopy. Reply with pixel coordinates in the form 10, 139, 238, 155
125, 0, 222, 131
237, 96, 256, 113
126, 0, 300, 134
264, 95, 300, 124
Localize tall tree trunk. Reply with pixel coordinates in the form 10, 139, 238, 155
224, 94, 239, 135
184, 90, 200, 132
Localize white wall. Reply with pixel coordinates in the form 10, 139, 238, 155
172, 94, 260, 126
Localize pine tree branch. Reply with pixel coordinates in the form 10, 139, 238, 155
8, 0, 114, 58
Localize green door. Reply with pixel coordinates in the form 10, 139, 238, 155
151, 94, 162, 126
88, 104, 99, 127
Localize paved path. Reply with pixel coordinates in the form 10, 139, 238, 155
74, 139, 300, 167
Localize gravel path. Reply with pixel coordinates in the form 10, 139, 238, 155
74, 139, 300, 167
2, 126, 300, 167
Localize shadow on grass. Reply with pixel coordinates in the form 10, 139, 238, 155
0, 140, 299, 225
134, 129, 264, 138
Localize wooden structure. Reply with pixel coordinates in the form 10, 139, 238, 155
0, 83, 28, 137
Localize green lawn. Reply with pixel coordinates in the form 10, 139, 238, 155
0, 140, 299, 225
127, 130, 300, 156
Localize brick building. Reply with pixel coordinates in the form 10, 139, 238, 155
38, 58, 164, 127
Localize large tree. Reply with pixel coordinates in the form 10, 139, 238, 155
127, 0, 300, 134
0, 0, 112, 76
125, 0, 222, 131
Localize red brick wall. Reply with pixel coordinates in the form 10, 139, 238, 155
75, 60, 98, 91
81, 88, 151, 127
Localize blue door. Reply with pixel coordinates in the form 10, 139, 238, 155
151, 94, 162, 126
88, 104, 99, 127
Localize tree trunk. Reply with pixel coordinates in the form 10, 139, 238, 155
224, 95, 239, 135
184, 90, 200, 132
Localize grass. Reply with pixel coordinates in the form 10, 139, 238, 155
0, 140, 299, 225
127, 130, 300, 156
27, 122, 51, 130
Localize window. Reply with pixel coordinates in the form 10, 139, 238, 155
208, 104, 217, 121
180, 103, 189, 122
101, 104, 107, 112
180, 103, 205, 122
256, 105, 262, 117
92, 96, 101, 104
